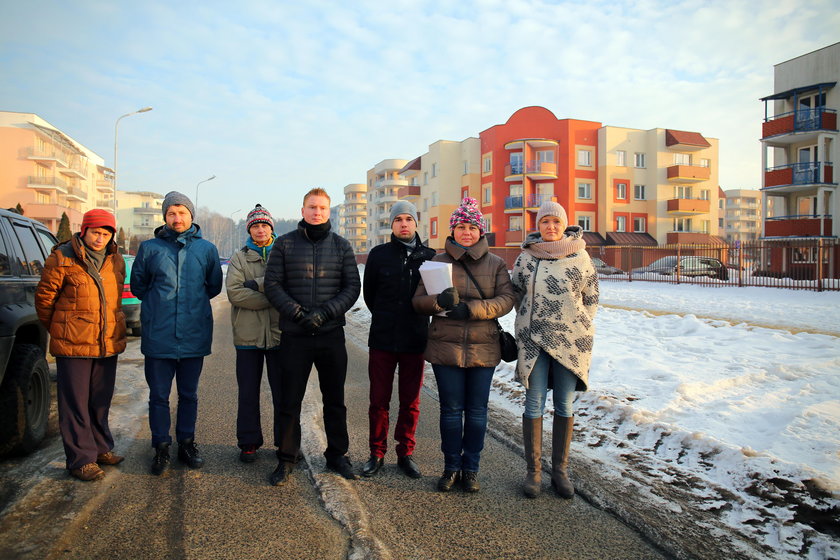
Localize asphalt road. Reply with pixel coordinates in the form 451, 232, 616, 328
0, 299, 669, 560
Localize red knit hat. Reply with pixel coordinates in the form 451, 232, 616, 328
81, 209, 116, 236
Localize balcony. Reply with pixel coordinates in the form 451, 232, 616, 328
96, 179, 114, 193
504, 229, 525, 246
27, 175, 67, 192
764, 162, 835, 191
526, 193, 554, 209
762, 108, 837, 143
397, 185, 421, 199
765, 215, 833, 237
504, 196, 523, 212
505, 161, 557, 181
25, 146, 68, 166
665, 232, 716, 244
65, 186, 88, 202
95, 199, 112, 208
667, 165, 711, 182
667, 198, 711, 215
375, 177, 408, 189
134, 207, 160, 215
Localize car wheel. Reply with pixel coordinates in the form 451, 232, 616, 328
0, 344, 51, 456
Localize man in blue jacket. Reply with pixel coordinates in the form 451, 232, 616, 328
264, 188, 361, 485
131, 191, 223, 475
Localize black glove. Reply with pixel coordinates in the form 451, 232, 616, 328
299, 309, 328, 332
436, 287, 460, 310
292, 306, 309, 323
243, 279, 259, 291
445, 302, 470, 320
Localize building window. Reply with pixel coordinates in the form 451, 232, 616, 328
616, 215, 626, 232
423, 172, 428, 185
431, 218, 438, 237
674, 218, 692, 232
699, 220, 710, 233
431, 191, 439, 207
431, 163, 438, 178
699, 158, 710, 168
483, 185, 491, 204
675, 185, 692, 199
509, 215, 522, 231
633, 216, 646, 232
634, 152, 646, 168
577, 150, 592, 167
634, 184, 646, 200
674, 153, 691, 165
537, 150, 554, 164
700, 189, 710, 200
463, 160, 469, 175
462, 188, 468, 200
616, 182, 627, 200
578, 215, 591, 231
577, 182, 591, 199
509, 183, 523, 197
483, 156, 491, 173
484, 215, 492, 234
616, 150, 626, 166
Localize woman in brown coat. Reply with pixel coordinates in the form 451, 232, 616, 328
35, 209, 127, 481
413, 197, 515, 493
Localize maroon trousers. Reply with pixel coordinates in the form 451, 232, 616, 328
56, 356, 118, 470
367, 348, 425, 458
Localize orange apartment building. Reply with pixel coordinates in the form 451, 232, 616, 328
0, 111, 113, 233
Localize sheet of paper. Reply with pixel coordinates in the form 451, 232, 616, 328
419, 261, 453, 316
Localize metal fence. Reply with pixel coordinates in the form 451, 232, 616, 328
583, 238, 840, 292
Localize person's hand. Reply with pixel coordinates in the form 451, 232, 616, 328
243, 279, 259, 291
299, 309, 328, 332
445, 302, 470, 320
436, 287, 459, 310
292, 306, 309, 323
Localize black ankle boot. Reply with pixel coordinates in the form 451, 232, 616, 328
177, 438, 205, 469
151, 442, 170, 476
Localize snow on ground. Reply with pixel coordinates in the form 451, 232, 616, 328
351, 267, 840, 559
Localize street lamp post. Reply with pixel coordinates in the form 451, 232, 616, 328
113, 107, 153, 215
194, 175, 216, 220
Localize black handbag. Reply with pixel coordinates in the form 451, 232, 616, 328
456, 260, 517, 363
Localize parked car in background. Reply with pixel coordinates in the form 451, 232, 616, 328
591, 257, 624, 275
122, 255, 141, 336
631, 256, 728, 281
0, 208, 56, 455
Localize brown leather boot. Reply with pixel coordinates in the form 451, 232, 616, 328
522, 415, 543, 498
551, 415, 575, 499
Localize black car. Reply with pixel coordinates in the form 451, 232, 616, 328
631, 256, 728, 280
591, 257, 624, 275
0, 208, 57, 455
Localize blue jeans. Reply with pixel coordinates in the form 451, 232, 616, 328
432, 364, 495, 472
145, 357, 204, 446
523, 350, 578, 419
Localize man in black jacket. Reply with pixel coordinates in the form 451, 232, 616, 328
361, 200, 436, 478
263, 188, 361, 485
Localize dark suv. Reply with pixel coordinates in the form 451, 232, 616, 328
0, 208, 57, 455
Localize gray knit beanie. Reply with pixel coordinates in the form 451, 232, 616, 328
536, 201, 568, 230
162, 191, 195, 219
389, 200, 418, 224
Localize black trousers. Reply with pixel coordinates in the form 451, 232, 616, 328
56, 356, 118, 470
273, 328, 349, 464
236, 347, 282, 449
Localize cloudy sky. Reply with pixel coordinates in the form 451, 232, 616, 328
2, 1, 838, 219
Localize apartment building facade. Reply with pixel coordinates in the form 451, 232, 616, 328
0, 111, 113, 233
340, 183, 367, 253
115, 190, 164, 239
398, 138, 481, 248
599, 126, 721, 246
760, 42, 838, 239
723, 189, 763, 243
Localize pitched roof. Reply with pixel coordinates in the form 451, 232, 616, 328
398, 157, 421, 175
583, 231, 606, 246
665, 129, 710, 148
606, 232, 658, 246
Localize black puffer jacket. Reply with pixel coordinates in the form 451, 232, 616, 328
363, 234, 436, 354
264, 222, 361, 336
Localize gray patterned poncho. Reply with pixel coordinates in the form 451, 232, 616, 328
511, 230, 599, 391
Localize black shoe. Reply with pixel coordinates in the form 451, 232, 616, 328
461, 470, 480, 493
151, 442, 170, 476
269, 462, 293, 486
239, 445, 258, 463
397, 455, 422, 478
361, 455, 384, 477
326, 456, 359, 480
437, 470, 460, 492
177, 438, 205, 469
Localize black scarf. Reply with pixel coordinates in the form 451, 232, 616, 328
301, 219, 331, 242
